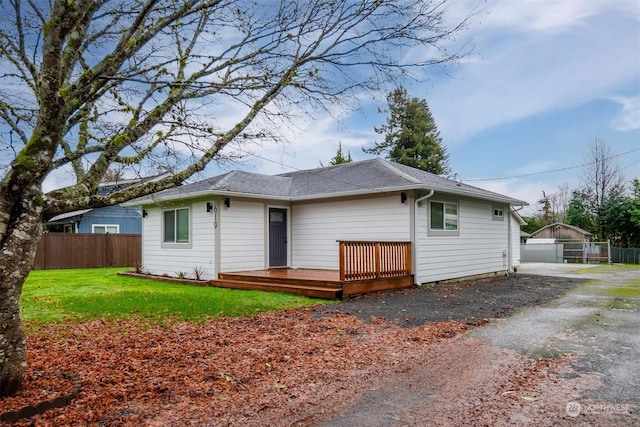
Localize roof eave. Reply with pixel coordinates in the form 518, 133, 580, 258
427, 186, 528, 206
292, 185, 425, 201
123, 189, 292, 206
123, 184, 529, 206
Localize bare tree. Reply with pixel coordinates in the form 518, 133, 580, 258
0, 0, 473, 395
581, 138, 625, 237
553, 183, 572, 224
538, 191, 555, 224
535, 184, 571, 225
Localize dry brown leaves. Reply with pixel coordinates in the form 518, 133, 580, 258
1, 308, 467, 426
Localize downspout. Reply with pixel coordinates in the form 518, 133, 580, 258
413, 190, 435, 285
214, 199, 221, 280
509, 204, 525, 274
507, 209, 512, 274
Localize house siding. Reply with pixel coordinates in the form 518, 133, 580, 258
416, 197, 510, 283
141, 200, 216, 279
78, 205, 142, 234
291, 194, 411, 270
219, 199, 267, 272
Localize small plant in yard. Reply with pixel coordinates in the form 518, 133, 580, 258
175, 271, 189, 279
133, 260, 144, 274
192, 266, 206, 281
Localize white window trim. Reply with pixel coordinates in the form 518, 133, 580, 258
493, 207, 505, 221
92, 224, 120, 234
161, 206, 192, 249
427, 200, 459, 237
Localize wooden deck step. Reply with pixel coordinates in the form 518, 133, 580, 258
217, 272, 339, 289
342, 275, 415, 296
210, 279, 342, 300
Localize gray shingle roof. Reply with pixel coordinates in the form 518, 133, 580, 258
127, 159, 527, 206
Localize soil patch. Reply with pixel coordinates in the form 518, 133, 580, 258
319, 274, 588, 326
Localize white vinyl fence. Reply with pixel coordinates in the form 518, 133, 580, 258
521, 240, 611, 264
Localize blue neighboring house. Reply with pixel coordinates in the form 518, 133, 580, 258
46, 205, 142, 234
45, 176, 166, 234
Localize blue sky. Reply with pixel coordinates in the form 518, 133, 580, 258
228, 0, 640, 215
30, 0, 639, 216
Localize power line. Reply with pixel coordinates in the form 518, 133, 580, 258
235, 146, 640, 186
464, 147, 640, 182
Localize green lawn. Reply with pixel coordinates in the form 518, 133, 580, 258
21, 268, 322, 326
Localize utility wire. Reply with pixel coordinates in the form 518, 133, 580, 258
235, 146, 639, 186
464, 147, 640, 182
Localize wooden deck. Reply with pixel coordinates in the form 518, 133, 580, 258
210, 268, 414, 299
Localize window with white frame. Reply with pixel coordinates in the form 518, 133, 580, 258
92, 224, 119, 234
163, 208, 190, 243
493, 207, 504, 221
430, 201, 458, 232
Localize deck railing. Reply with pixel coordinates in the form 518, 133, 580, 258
338, 241, 412, 281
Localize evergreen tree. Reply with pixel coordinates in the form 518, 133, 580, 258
599, 179, 640, 247
322, 142, 352, 166
521, 216, 546, 235
601, 189, 636, 247
364, 87, 451, 175
566, 190, 597, 234
630, 179, 640, 230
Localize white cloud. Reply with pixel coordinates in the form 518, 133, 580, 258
477, 0, 607, 32
238, 112, 377, 176
469, 178, 546, 216
455, 0, 640, 34
428, 1, 640, 146
609, 96, 640, 132
42, 165, 76, 193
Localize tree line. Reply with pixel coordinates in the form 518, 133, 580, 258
523, 139, 640, 248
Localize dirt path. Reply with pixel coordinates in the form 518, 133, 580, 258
313, 264, 639, 426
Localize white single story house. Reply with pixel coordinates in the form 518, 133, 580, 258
125, 159, 527, 289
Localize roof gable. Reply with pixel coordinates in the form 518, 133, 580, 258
531, 222, 592, 237
277, 159, 418, 196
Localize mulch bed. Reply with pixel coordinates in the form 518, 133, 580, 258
1, 312, 468, 426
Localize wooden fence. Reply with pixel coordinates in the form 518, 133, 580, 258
338, 241, 412, 281
33, 233, 141, 270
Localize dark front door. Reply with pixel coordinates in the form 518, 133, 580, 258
269, 208, 287, 267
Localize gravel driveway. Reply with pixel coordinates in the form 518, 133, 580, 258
320, 269, 587, 326
314, 263, 639, 426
